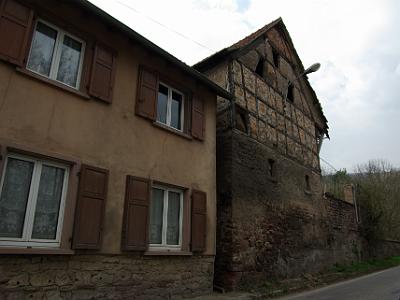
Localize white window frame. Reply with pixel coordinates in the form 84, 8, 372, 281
0, 153, 69, 248
157, 82, 185, 132
27, 19, 86, 90
149, 185, 184, 251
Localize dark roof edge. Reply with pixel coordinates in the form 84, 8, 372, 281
277, 21, 329, 131
75, 0, 232, 100
193, 18, 328, 132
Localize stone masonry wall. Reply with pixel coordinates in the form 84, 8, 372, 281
370, 240, 400, 259
208, 28, 361, 291
232, 57, 320, 171
214, 130, 362, 290
0, 255, 214, 300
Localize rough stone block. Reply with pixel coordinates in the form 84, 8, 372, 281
275, 92, 283, 113
233, 60, 242, 86
285, 119, 293, 137
276, 113, 285, 131
44, 290, 63, 300
271, 127, 278, 145
256, 78, 269, 102
292, 124, 300, 142
277, 132, 286, 153
30, 271, 56, 287
287, 138, 295, 157
266, 124, 277, 145
298, 128, 305, 145
304, 150, 312, 166
312, 154, 319, 169
305, 118, 314, 136
234, 84, 246, 108
267, 107, 277, 127
266, 62, 276, 88
55, 271, 72, 286
243, 66, 256, 93
245, 95, 256, 115
258, 120, 267, 143
294, 143, 303, 161
249, 115, 258, 139
284, 103, 292, 119
296, 108, 305, 128
91, 272, 113, 286
6, 273, 29, 288
4, 291, 25, 300
258, 100, 267, 121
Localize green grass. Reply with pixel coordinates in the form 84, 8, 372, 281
331, 256, 400, 274
255, 256, 400, 298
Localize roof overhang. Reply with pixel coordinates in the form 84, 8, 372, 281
72, 0, 233, 100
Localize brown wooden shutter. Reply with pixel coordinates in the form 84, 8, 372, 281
191, 190, 207, 252
72, 165, 109, 250
136, 66, 158, 120
0, 0, 34, 66
191, 96, 205, 140
0, 145, 3, 182
121, 176, 150, 251
89, 43, 117, 103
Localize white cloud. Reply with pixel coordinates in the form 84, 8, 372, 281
395, 64, 400, 76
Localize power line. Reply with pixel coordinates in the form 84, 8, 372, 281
115, 0, 216, 53
320, 156, 339, 172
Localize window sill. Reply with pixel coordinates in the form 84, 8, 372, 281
16, 67, 90, 100
144, 250, 192, 256
0, 247, 74, 255
152, 122, 192, 140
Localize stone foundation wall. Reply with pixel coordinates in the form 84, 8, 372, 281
0, 255, 214, 300
370, 240, 400, 259
214, 131, 363, 290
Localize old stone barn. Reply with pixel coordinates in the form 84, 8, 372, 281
194, 18, 361, 290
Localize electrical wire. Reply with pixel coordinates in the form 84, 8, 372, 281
320, 157, 339, 172
115, 0, 216, 53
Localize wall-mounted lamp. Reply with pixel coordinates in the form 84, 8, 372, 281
284, 63, 321, 103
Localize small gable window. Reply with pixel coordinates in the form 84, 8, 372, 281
268, 159, 275, 177
287, 84, 294, 102
272, 48, 279, 67
305, 175, 311, 191
255, 57, 264, 77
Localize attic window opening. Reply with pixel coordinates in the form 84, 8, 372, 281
272, 48, 279, 67
287, 84, 294, 102
235, 106, 248, 133
305, 175, 311, 191
268, 159, 275, 177
255, 57, 264, 77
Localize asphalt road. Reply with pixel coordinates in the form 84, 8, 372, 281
278, 266, 400, 300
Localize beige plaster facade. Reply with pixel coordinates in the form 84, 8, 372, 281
0, 0, 220, 255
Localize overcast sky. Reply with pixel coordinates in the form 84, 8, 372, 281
90, 0, 400, 172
